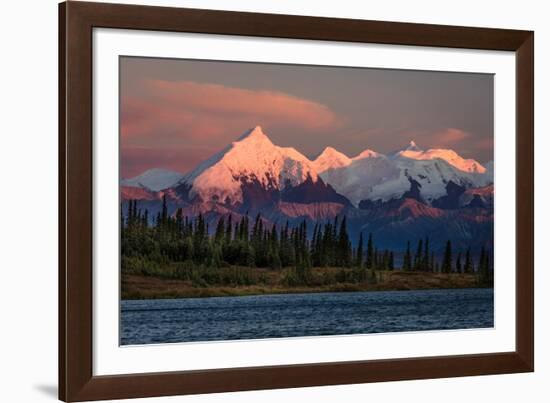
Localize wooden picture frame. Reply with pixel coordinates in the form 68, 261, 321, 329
59, 1, 534, 401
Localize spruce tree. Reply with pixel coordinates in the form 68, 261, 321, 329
442, 240, 453, 273
314, 224, 322, 267
161, 194, 168, 225
337, 216, 352, 267
456, 252, 462, 274
478, 247, 492, 286
366, 233, 374, 269
356, 232, 364, 268
225, 215, 232, 243
279, 221, 291, 267
311, 223, 319, 266
214, 216, 225, 244
479, 246, 486, 274
388, 251, 394, 271
382, 250, 389, 271
174, 208, 183, 235
464, 247, 472, 274
422, 237, 430, 271
403, 240, 412, 271
133, 200, 138, 225
414, 239, 423, 271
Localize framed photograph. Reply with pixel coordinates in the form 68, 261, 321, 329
59, 1, 534, 401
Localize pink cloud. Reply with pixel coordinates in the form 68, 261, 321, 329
121, 80, 342, 145
429, 128, 471, 147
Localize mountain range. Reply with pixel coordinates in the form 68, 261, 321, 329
121, 126, 494, 252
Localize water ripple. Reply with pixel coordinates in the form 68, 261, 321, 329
121, 288, 494, 345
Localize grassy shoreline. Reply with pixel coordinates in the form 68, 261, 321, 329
122, 268, 486, 300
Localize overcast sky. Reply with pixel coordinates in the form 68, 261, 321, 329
120, 56, 493, 178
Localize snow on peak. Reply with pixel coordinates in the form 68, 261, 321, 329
406, 140, 422, 152
353, 149, 381, 160
184, 126, 319, 204
318, 146, 343, 156
121, 168, 185, 191
236, 125, 270, 143
397, 147, 486, 174
131, 126, 491, 207
312, 147, 352, 173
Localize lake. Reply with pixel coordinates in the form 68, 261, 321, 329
120, 288, 494, 345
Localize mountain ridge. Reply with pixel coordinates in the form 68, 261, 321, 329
120, 126, 494, 252
123, 126, 493, 206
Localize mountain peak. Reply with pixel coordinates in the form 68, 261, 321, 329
396, 144, 486, 174
121, 168, 185, 191
183, 126, 318, 205
233, 126, 277, 151
319, 146, 347, 158
406, 140, 422, 152
237, 125, 269, 141
354, 149, 380, 160
312, 147, 352, 173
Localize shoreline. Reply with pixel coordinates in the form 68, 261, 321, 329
122, 269, 487, 300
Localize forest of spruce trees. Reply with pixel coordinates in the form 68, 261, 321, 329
121, 197, 494, 288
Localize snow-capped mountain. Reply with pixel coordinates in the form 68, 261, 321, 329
179, 126, 320, 205
121, 168, 184, 191
316, 141, 491, 206
312, 147, 382, 174
402, 140, 422, 152
123, 127, 492, 209
353, 149, 381, 160
121, 127, 494, 251
312, 147, 352, 173
395, 141, 486, 173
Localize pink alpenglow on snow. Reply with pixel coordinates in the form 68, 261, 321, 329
396, 140, 487, 174
183, 126, 320, 205
122, 127, 493, 207
312, 147, 353, 173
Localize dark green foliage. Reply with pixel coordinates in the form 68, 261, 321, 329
478, 246, 493, 286
366, 233, 374, 269
479, 246, 486, 273
355, 232, 364, 268
422, 237, 430, 271
442, 240, 453, 273
388, 251, 394, 271
337, 216, 352, 267
456, 252, 462, 274
121, 200, 492, 288
409, 236, 433, 271
464, 247, 472, 274
403, 240, 412, 271
121, 201, 318, 285
413, 239, 423, 271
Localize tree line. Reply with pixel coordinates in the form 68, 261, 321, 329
121, 197, 493, 286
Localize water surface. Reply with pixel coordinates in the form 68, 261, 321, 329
121, 288, 494, 345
